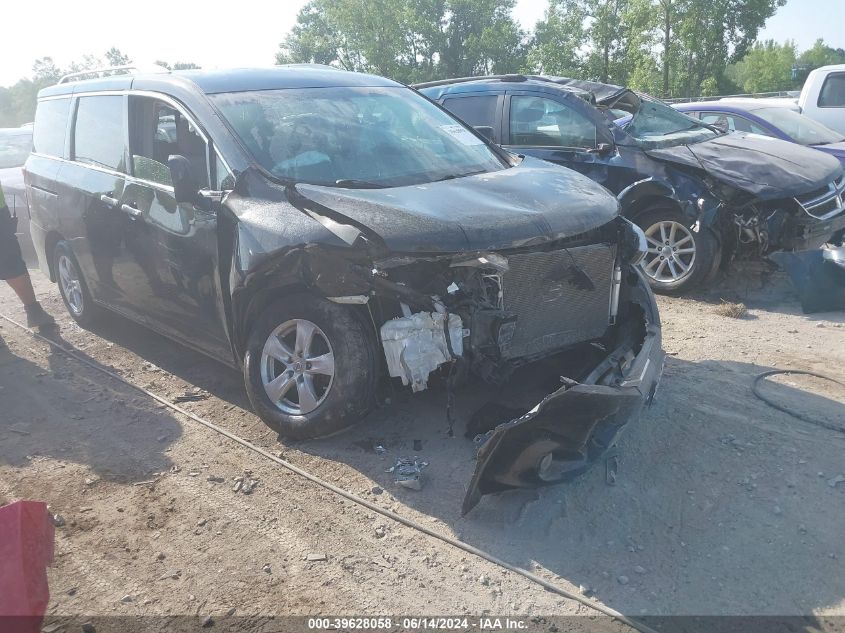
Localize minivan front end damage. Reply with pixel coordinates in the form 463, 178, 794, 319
228, 173, 663, 511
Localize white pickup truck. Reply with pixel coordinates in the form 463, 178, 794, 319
725, 65, 845, 134
795, 65, 845, 134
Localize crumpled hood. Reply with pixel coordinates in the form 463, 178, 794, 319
647, 133, 844, 200
292, 156, 619, 253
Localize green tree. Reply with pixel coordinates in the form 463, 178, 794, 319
798, 38, 845, 68
727, 39, 796, 93
276, 0, 526, 83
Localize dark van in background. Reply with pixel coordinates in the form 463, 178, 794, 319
25, 65, 663, 512
419, 75, 845, 294
0, 126, 35, 263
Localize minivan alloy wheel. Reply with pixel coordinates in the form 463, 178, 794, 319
641, 220, 697, 283
58, 254, 84, 315
260, 319, 335, 415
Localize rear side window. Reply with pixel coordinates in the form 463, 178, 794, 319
509, 95, 597, 148
818, 73, 845, 108
73, 95, 126, 171
442, 95, 498, 128
33, 98, 71, 158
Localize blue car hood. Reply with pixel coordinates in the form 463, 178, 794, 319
647, 133, 844, 200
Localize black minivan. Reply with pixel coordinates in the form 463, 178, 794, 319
419, 75, 845, 293
25, 66, 663, 511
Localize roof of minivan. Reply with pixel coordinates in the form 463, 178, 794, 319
38, 66, 400, 99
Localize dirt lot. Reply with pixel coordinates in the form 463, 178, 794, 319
1, 266, 844, 627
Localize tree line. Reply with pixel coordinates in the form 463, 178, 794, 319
0, 48, 199, 127
278, 0, 842, 97
2, 1, 843, 127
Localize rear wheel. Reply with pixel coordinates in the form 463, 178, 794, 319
635, 207, 718, 294
243, 295, 377, 439
53, 241, 99, 327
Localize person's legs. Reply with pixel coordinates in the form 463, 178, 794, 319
1, 204, 54, 329
5, 272, 36, 306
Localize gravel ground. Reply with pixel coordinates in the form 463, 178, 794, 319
1, 266, 844, 626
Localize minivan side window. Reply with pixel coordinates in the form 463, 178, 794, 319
33, 98, 71, 158
73, 96, 126, 172
442, 95, 498, 129
128, 96, 209, 189
509, 96, 597, 149
818, 73, 845, 108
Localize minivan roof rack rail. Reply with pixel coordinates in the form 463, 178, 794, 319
412, 74, 561, 89
58, 64, 169, 84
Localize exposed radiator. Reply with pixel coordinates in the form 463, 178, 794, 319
500, 244, 616, 359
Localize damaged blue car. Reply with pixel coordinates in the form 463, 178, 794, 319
419, 75, 845, 294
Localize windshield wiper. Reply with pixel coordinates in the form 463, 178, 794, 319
662, 124, 702, 136
434, 169, 486, 182
334, 179, 388, 189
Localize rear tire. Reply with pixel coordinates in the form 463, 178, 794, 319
243, 295, 377, 439
634, 207, 718, 295
53, 241, 100, 327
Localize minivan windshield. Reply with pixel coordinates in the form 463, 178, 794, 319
624, 98, 718, 148
211, 86, 507, 188
753, 106, 845, 146
0, 132, 31, 169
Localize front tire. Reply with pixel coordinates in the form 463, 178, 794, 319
54, 241, 99, 327
635, 207, 718, 295
243, 295, 377, 439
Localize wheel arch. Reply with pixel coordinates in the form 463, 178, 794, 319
617, 178, 685, 222
44, 230, 66, 283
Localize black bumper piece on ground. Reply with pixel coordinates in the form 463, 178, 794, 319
462, 292, 664, 515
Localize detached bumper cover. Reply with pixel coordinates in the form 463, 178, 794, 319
462, 280, 664, 514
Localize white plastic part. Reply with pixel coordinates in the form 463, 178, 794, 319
380, 312, 464, 392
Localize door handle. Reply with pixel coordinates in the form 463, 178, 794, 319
120, 203, 142, 218
100, 194, 119, 207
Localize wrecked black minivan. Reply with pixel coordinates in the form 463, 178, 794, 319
25, 66, 663, 511
420, 76, 845, 294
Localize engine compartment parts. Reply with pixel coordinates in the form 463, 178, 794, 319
380, 311, 463, 392
387, 457, 430, 490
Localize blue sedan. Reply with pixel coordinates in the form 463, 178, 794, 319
673, 100, 845, 167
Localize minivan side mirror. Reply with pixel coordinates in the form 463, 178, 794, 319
168, 154, 199, 204
473, 126, 494, 141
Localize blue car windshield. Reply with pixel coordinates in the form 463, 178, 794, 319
211, 86, 507, 188
753, 107, 845, 146
623, 98, 718, 148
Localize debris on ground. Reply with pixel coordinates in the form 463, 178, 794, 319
714, 301, 747, 319
387, 457, 428, 490
173, 389, 209, 403
828, 474, 845, 488
241, 478, 259, 494
374, 444, 387, 454
206, 475, 225, 483
305, 552, 328, 562
50, 513, 65, 528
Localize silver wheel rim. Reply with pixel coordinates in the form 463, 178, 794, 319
58, 254, 84, 316
640, 220, 697, 283
260, 319, 335, 415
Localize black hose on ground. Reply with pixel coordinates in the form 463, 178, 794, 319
752, 369, 845, 434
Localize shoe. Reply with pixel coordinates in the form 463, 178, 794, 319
24, 302, 56, 329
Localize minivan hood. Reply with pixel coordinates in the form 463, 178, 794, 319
646, 133, 844, 200
293, 157, 619, 253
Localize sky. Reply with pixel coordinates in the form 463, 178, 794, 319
0, 0, 840, 87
